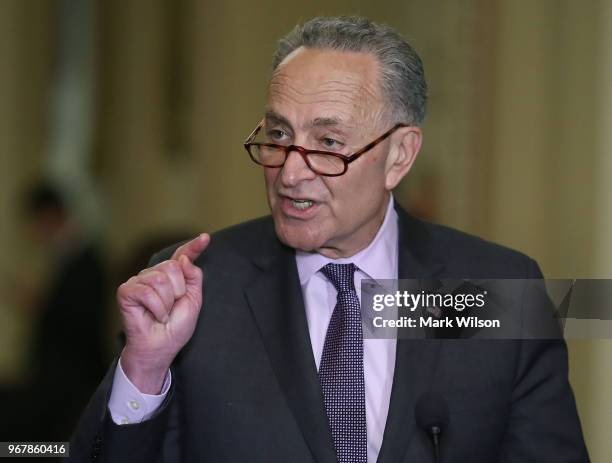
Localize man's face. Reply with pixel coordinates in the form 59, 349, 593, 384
264, 47, 409, 258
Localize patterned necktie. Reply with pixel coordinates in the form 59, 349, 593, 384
318, 263, 367, 463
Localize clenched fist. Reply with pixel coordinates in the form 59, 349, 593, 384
117, 233, 210, 393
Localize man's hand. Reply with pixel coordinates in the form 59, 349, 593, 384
117, 233, 210, 394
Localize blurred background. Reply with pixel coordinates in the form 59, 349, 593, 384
1, 0, 610, 459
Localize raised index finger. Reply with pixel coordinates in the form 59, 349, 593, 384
171, 233, 210, 262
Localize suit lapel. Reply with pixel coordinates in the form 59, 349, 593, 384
245, 243, 337, 463
377, 206, 446, 463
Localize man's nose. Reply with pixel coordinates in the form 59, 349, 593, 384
279, 148, 317, 187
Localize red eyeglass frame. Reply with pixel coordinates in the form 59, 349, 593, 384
243, 119, 410, 177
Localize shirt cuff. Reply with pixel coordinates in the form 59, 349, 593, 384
108, 358, 171, 425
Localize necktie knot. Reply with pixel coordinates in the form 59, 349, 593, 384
321, 263, 357, 293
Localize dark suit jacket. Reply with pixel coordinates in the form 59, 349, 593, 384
69, 205, 589, 462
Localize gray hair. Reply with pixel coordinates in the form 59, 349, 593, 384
272, 16, 427, 126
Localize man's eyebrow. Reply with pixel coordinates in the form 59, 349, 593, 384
311, 116, 343, 128
264, 111, 292, 129
264, 111, 347, 131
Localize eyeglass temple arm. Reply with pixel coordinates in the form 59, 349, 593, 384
244, 119, 265, 144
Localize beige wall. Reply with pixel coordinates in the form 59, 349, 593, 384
482, 2, 609, 460
1, 0, 610, 458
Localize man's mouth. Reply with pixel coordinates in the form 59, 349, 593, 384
278, 195, 319, 216
291, 199, 314, 210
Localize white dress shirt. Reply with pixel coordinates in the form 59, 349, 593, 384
109, 196, 399, 463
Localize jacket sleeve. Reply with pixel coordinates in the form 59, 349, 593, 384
499, 259, 589, 462
67, 359, 180, 463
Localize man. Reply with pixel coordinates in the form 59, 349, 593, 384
1, 182, 108, 445
70, 17, 589, 462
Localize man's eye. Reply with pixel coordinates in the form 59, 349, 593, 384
321, 138, 344, 150
266, 129, 287, 141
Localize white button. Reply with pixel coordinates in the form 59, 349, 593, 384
121, 418, 130, 425
129, 400, 140, 410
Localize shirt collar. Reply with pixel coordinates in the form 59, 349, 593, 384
295, 195, 399, 284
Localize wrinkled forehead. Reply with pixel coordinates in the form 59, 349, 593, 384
266, 47, 387, 132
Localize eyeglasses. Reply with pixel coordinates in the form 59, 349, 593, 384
243, 119, 409, 177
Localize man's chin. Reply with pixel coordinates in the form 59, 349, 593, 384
274, 224, 322, 253
278, 235, 320, 253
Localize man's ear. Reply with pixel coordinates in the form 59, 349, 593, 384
384, 127, 422, 190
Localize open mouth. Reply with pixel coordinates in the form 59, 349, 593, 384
291, 199, 314, 210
